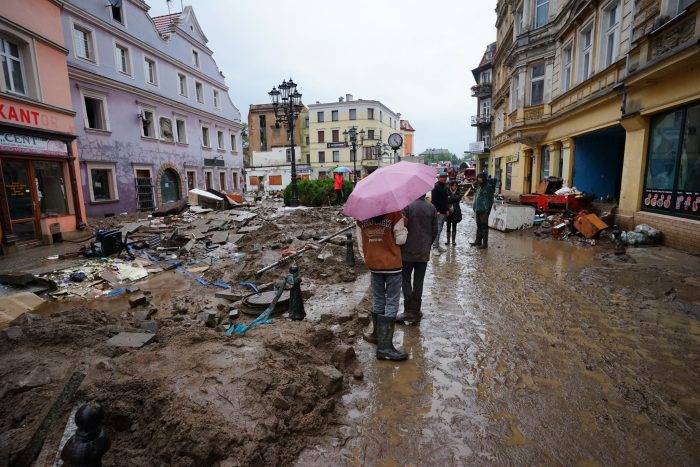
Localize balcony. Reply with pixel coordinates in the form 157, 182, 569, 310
471, 114, 492, 126
471, 82, 492, 97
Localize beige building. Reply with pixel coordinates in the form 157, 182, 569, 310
489, 0, 700, 253
306, 94, 403, 180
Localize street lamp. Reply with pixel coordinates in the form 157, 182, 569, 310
343, 126, 365, 185
269, 78, 303, 207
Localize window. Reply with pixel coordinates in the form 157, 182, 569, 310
318, 130, 325, 143
186, 170, 197, 190
510, 74, 519, 111
115, 43, 131, 75
515, 7, 524, 35
34, 161, 68, 215
318, 171, 327, 180
192, 50, 200, 68
139, 107, 155, 138
481, 70, 492, 83
482, 129, 491, 148
562, 45, 573, 92
579, 26, 593, 82
505, 162, 513, 190
530, 64, 545, 105
178, 73, 188, 97
286, 148, 293, 162
305, 135, 310, 145
673, 0, 694, 15
159, 117, 174, 142
535, 0, 549, 28
110, 2, 124, 24
601, 2, 621, 68
201, 125, 210, 148
332, 129, 339, 142
0, 37, 26, 95
175, 117, 187, 144
269, 175, 282, 186
306, 154, 311, 164
380, 110, 383, 122
83, 92, 109, 130
88, 164, 118, 202
73, 24, 95, 62
219, 171, 226, 191
195, 81, 204, 103
332, 110, 339, 121
318, 151, 326, 163
643, 104, 700, 219
333, 150, 340, 162
213, 89, 219, 108
217, 129, 225, 150
368, 108, 375, 120
230, 133, 237, 151
144, 57, 157, 85
350, 148, 357, 161
367, 129, 375, 140
349, 109, 356, 120
204, 170, 213, 190
540, 145, 550, 181
317, 111, 324, 123
232, 171, 239, 190
480, 98, 492, 117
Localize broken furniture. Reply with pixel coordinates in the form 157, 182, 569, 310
488, 203, 536, 232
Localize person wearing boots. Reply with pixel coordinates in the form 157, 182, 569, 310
445, 181, 463, 246
357, 211, 409, 361
334, 171, 344, 205
431, 172, 449, 256
470, 173, 495, 249
397, 194, 437, 325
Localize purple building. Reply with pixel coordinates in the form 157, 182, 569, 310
61, 0, 244, 216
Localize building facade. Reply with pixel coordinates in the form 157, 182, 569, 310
0, 0, 87, 252
470, 42, 495, 174
400, 119, 416, 157
491, 0, 700, 252
306, 94, 403, 180
61, 1, 244, 217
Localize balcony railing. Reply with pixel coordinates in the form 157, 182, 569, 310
471, 82, 492, 97
471, 114, 492, 126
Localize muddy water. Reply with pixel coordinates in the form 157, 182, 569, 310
297, 209, 700, 466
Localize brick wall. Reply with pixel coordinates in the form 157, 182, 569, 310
616, 211, 700, 255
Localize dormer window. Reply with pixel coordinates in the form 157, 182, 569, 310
192, 50, 200, 68
108, 0, 124, 24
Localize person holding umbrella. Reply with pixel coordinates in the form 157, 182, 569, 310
344, 161, 436, 361
333, 166, 350, 205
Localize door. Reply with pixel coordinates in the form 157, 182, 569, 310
134, 169, 154, 211
524, 152, 534, 194
2, 159, 40, 242
160, 168, 181, 204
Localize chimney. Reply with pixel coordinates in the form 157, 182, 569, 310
339, 96, 344, 102
346, 94, 353, 102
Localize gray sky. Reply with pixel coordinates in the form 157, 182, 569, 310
148, 1, 496, 157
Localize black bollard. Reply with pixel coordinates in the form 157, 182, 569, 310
612, 225, 626, 256
345, 232, 355, 266
61, 401, 110, 467
288, 265, 306, 321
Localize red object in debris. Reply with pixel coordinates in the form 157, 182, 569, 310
519, 193, 591, 213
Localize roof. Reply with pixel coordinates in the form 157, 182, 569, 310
400, 120, 415, 132
479, 42, 497, 67
151, 12, 181, 37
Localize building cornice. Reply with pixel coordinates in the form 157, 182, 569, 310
68, 66, 244, 130
308, 100, 401, 118
0, 15, 69, 55
1, 92, 76, 117
62, 3, 227, 91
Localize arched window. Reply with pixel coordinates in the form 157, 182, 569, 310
160, 169, 181, 204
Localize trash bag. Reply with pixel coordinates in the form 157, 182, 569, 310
634, 224, 661, 243
621, 231, 647, 246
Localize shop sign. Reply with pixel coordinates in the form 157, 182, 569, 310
0, 132, 67, 156
296, 164, 310, 174
204, 158, 225, 167
469, 141, 485, 153
506, 153, 519, 163
326, 142, 348, 148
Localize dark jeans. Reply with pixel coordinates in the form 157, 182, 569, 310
335, 189, 342, 204
371, 272, 402, 318
446, 220, 458, 240
475, 212, 490, 245
402, 261, 428, 302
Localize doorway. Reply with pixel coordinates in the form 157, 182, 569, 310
134, 168, 154, 211
160, 168, 181, 204
2, 159, 40, 243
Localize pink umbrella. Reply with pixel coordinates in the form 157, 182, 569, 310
343, 161, 437, 221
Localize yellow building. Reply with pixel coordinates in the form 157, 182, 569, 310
306, 94, 403, 181
490, 0, 700, 253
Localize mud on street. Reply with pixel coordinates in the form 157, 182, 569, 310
1, 203, 700, 466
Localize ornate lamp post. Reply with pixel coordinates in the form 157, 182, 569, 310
269, 78, 303, 207
343, 126, 365, 185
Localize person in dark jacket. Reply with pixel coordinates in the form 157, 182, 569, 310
396, 194, 437, 325
430, 172, 449, 256
445, 181, 463, 246
470, 173, 496, 249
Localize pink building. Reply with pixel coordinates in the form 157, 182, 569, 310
0, 0, 86, 252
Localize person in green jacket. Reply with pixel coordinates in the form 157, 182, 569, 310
470, 173, 495, 249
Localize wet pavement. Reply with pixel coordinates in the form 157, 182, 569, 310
296, 207, 700, 466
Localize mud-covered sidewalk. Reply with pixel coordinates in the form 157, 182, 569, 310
297, 211, 700, 466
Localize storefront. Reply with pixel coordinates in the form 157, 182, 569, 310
0, 125, 84, 251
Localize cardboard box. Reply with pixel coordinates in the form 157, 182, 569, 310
574, 213, 609, 239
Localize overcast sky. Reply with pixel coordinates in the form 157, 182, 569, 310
148, 1, 496, 157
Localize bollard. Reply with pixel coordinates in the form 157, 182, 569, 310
612, 225, 626, 256
288, 265, 306, 321
61, 401, 110, 467
345, 232, 355, 266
